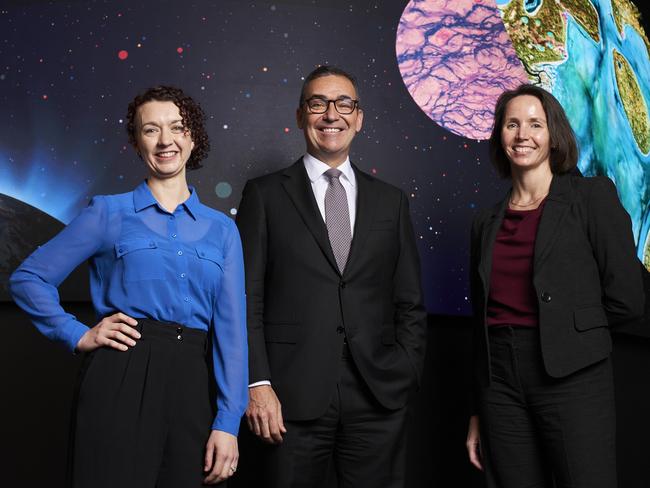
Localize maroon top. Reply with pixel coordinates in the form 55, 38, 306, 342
487, 200, 546, 327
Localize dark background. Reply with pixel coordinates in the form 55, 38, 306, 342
2, 0, 650, 486
0, 0, 508, 314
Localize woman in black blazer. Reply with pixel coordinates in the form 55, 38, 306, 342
465, 84, 644, 488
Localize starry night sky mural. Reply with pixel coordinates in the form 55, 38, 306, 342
2, 0, 648, 316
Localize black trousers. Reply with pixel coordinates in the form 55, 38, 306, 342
239, 344, 408, 488
68, 319, 215, 488
479, 326, 616, 488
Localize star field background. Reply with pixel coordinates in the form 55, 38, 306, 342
4, 0, 646, 315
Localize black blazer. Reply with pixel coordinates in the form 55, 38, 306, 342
236, 159, 427, 421
470, 174, 644, 390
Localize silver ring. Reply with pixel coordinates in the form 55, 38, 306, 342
229, 466, 237, 473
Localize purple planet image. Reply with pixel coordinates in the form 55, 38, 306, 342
396, 0, 528, 140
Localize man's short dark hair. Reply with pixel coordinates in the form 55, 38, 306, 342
298, 65, 360, 106
489, 84, 578, 178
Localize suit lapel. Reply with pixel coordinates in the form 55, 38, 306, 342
534, 174, 571, 269
344, 166, 376, 277
281, 159, 340, 274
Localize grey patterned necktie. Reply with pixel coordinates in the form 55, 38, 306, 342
324, 168, 352, 273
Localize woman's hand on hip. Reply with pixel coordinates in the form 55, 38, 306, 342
75, 312, 140, 353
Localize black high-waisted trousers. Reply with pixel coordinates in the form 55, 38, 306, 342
68, 319, 214, 488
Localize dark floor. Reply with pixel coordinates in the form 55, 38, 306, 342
2, 303, 648, 487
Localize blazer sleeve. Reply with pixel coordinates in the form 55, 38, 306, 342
587, 177, 644, 325
236, 180, 272, 383
393, 191, 428, 385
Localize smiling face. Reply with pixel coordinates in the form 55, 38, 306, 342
501, 95, 552, 174
296, 74, 363, 167
135, 100, 195, 181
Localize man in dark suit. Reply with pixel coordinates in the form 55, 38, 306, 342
235, 65, 427, 487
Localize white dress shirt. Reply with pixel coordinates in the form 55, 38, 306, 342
302, 153, 357, 235
248, 153, 358, 389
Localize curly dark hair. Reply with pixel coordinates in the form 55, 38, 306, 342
126, 85, 210, 170
489, 84, 578, 178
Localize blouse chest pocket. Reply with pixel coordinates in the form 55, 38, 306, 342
195, 244, 224, 294
115, 238, 165, 282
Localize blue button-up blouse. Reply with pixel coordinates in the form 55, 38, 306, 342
9, 181, 248, 435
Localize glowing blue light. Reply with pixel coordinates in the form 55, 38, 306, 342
0, 150, 90, 224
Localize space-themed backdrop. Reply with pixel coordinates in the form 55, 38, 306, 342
2, 0, 649, 316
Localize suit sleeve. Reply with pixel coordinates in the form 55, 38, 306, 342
236, 180, 272, 383
587, 177, 644, 325
393, 191, 428, 386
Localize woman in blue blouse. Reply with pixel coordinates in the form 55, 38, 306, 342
10, 86, 247, 487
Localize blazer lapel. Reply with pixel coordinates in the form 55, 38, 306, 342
534, 174, 572, 269
343, 166, 376, 277
281, 159, 340, 274
478, 196, 508, 290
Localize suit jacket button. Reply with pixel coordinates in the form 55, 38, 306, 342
339, 281, 346, 289
336, 326, 345, 334
541, 292, 552, 303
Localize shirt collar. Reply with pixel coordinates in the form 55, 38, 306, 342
303, 153, 356, 187
182, 187, 200, 220
133, 181, 157, 212
133, 180, 200, 220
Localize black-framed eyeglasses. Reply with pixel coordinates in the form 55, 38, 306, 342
303, 96, 359, 115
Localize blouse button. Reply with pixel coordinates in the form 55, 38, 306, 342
180, 273, 186, 278
171, 233, 177, 238
177, 250, 183, 256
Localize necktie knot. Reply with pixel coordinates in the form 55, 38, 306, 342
324, 168, 343, 182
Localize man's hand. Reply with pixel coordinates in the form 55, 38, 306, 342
246, 385, 286, 444
203, 430, 238, 484
466, 415, 483, 471
76, 312, 140, 353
